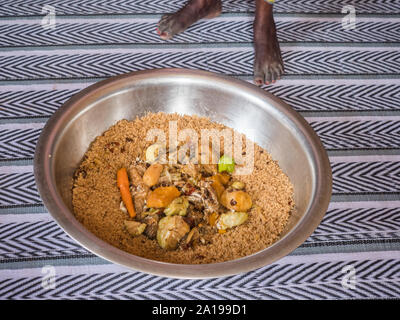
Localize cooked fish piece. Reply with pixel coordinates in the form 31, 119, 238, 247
201, 164, 218, 176
128, 165, 149, 216
181, 162, 200, 179
187, 190, 204, 210
199, 180, 220, 214
186, 208, 204, 226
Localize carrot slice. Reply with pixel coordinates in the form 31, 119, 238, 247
208, 212, 219, 227
117, 167, 136, 218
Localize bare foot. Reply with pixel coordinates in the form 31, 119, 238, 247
157, 0, 222, 40
253, 1, 284, 85
253, 26, 284, 85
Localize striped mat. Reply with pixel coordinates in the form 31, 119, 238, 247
0, 0, 400, 300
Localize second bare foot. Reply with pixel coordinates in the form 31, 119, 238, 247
253, 0, 284, 86
157, 0, 222, 40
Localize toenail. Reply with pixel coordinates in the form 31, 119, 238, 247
160, 32, 169, 39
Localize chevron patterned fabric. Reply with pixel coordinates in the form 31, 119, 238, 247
0, 0, 400, 300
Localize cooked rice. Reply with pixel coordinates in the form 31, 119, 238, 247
72, 112, 294, 264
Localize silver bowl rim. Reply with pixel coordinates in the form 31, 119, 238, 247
34, 68, 332, 279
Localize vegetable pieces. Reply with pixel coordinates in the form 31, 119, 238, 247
217, 212, 248, 231
116, 151, 252, 250
231, 181, 245, 190
207, 175, 225, 199
164, 196, 189, 216
146, 186, 181, 208
208, 212, 219, 226
220, 189, 252, 212
143, 163, 163, 187
218, 155, 235, 173
117, 167, 136, 218
145, 142, 165, 163
157, 215, 190, 250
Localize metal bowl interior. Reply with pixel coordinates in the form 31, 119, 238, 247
34, 68, 332, 278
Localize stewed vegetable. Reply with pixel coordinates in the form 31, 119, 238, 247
142, 163, 163, 187
146, 186, 181, 208
220, 189, 252, 212
117, 149, 251, 251
164, 196, 189, 216
157, 215, 190, 250
216, 212, 248, 231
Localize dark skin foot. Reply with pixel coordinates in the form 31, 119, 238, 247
156, 0, 222, 40
253, 0, 284, 85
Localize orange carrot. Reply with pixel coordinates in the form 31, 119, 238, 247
117, 167, 135, 218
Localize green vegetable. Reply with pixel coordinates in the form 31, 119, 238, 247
164, 196, 189, 216
218, 155, 235, 173
216, 211, 248, 231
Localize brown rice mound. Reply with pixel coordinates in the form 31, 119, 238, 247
72, 112, 294, 264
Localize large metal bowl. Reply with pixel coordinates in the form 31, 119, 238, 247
34, 68, 332, 278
